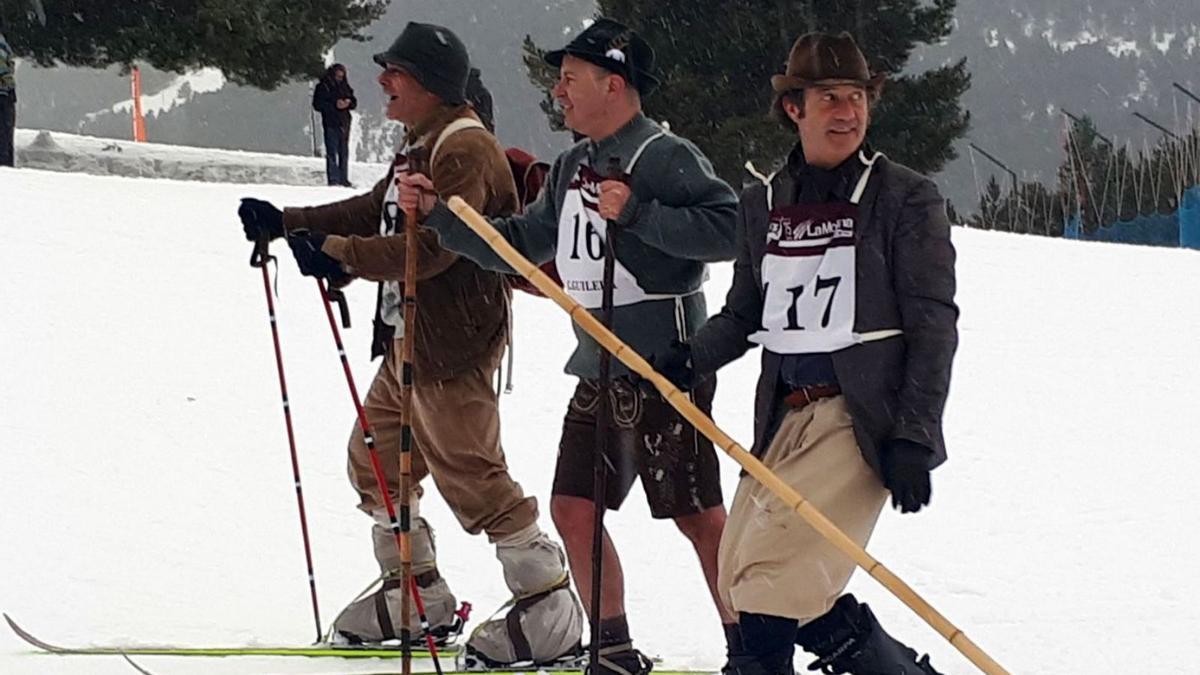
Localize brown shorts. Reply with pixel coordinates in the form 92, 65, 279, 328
552, 376, 723, 519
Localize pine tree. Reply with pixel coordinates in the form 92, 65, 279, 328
0, 0, 386, 89
522, 0, 970, 184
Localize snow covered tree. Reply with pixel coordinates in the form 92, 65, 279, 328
0, 0, 387, 89
523, 0, 970, 184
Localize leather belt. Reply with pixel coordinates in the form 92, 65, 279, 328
783, 384, 841, 409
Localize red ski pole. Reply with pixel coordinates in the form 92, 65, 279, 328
250, 237, 322, 643
312, 275, 443, 674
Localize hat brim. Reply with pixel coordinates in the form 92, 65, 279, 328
543, 47, 661, 94
372, 54, 465, 105
770, 72, 886, 93
543, 48, 568, 68
373, 52, 418, 72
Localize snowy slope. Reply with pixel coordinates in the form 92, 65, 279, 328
12, 129, 389, 186
1, 163, 1199, 675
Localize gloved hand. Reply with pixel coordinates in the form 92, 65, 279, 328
880, 439, 934, 514
287, 232, 345, 280
238, 198, 285, 242
648, 339, 696, 391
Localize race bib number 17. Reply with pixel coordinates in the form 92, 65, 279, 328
753, 202, 859, 354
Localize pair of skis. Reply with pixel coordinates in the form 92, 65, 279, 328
5, 612, 443, 659
6, 614, 695, 674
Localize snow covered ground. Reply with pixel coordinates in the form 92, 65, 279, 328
11, 129, 389, 186
1, 158, 1199, 675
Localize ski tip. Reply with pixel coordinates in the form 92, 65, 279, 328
4, 613, 30, 638
3, 612, 64, 653
3, 613, 23, 633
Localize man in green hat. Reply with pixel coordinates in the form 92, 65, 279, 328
238, 22, 583, 663
657, 32, 954, 674
402, 17, 740, 675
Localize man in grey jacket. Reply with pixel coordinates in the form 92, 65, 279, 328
656, 33, 956, 675
401, 18, 739, 675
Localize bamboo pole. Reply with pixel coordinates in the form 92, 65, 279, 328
446, 196, 1011, 675
398, 148, 427, 675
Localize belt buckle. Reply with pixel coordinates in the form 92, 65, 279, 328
785, 387, 815, 409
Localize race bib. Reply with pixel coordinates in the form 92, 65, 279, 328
750, 202, 859, 353
554, 131, 680, 309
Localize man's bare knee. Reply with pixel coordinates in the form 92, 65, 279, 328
673, 506, 726, 543
551, 495, 595, 540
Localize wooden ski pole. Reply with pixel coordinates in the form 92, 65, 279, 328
445, 196, 1011, 675
397, 148, 442, 675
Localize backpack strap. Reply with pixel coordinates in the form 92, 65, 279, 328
522, 161, 541, 197
623, 131, 667, 174
430, 117, 487, 166
850, 150, 883, 204
744, 160, 781, 211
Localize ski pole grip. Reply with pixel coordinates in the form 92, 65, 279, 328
250, 234, 271, 268
328, 288, 352, 329
408, 147, 428, 177
407, 148, 431, 203
605, 156, 624, 182
604, 156, 626, 231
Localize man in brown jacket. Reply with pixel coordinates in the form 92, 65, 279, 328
238, 22, 583, 664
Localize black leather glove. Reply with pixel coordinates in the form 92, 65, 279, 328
287, 232, 345, 280
880, 439, 934, 514
648, 339, 696, 391
238, 198, 285, 242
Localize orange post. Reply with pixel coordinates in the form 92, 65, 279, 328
131, 67, 147, 142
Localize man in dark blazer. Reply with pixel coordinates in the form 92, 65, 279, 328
658, 32, 957, 675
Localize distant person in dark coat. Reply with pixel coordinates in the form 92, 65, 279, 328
312, 63, 356, 186
0, 30, 16, 167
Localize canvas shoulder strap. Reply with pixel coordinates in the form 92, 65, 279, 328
430, 117, 487, 165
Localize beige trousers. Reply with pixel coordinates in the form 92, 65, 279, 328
347, 343, 538, 541
718, 396, 889, 622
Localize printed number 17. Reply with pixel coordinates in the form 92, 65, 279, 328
777, 275, 842, 330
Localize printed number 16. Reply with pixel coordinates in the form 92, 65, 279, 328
569, 214, 605, 261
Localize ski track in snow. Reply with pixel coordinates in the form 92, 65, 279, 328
2, 161, 1200, 674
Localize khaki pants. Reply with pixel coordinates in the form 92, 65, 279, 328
718, 396, 888, 622
347, 344, 538, 541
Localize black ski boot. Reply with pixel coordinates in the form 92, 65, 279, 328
586, 642, 653, 675
795, 595, 943, 675
724, 652, 796, 675
724, 613, 798, 675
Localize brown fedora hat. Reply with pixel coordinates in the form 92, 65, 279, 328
770, 32, 885, 93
